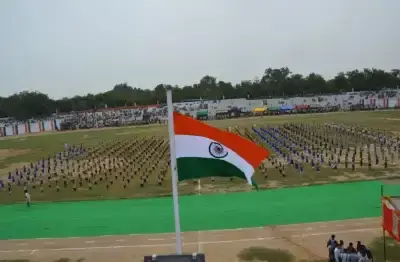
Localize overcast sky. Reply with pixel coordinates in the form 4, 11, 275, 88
0, 0, 399, 99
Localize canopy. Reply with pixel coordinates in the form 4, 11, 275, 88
280, 105, 294, 111
269, 106, 281, 111
310, 104, 322, 109
196, 110, 208, 117
295, 104, 310, 110
253, 107, 267, 113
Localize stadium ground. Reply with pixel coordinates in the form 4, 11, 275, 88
2, 110, 400, 261
0, 180, 394, 261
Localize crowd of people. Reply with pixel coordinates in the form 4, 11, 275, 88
0, 143, 87, 194
0, 136, 171, 203
327, 235, 373, 262
59, 107, 167, 130
244, 122, 397, 179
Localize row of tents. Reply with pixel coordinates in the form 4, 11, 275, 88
252, 104, 325, 114
193, 104, 338, 119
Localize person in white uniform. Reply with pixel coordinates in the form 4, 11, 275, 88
24, 190, 31, 207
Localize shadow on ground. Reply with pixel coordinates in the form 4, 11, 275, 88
237, 236, 400, 262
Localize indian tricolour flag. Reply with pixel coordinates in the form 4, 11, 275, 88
173, 112, 269, 187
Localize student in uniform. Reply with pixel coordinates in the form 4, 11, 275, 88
24, 190, 31, 207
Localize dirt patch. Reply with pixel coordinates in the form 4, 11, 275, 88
381, 178, 400, 185
12, 138, 27, 143
200, 183, 253, 194
350, 172, 372, 180
0, 149, 31, 161
384, 118, 400, 121
267, 180, 280, 188
116, 132, 131, 136
331, 175, 349, 182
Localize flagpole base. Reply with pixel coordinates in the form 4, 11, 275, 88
144, 253, 206, 261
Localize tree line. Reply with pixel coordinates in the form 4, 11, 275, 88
1, 67, 399, 120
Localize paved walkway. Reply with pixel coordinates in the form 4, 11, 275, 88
0, 217, 381, 262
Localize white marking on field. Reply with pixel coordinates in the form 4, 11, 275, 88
305, 227, 313, 231
195, 177, 202, 254
0, 227, 381, 254
116, 132, 131, 136
291, 227, 380, 238
29, 249, 37, 255
0, 237, 276, 253
198, 231, 203, 253
147, 238, 164, 241
115, 239, 125, 242
18, 243, 28, 246
84, 241, 96, 244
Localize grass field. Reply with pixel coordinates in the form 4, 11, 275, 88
1, 110, 400, 261
2, 110, 400, 204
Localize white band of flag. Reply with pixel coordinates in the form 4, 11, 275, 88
175, 135, 255, 184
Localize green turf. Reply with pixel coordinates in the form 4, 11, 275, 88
0, 180, 393, 240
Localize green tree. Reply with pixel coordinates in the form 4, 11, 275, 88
1, 67, 400, 119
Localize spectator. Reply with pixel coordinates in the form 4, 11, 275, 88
346, 242, 357, 253
340, 251, 361, 262
329, 240, 338, 262
356, 241, 365, 253
327, 234, 336, 248
334, 240, 344, 262
358, 249, 372, 262
327, 234, 336, 260
357, 241, 373, 261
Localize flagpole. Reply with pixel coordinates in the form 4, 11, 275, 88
166, 87, 183, 254
381, 185, 387, 261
